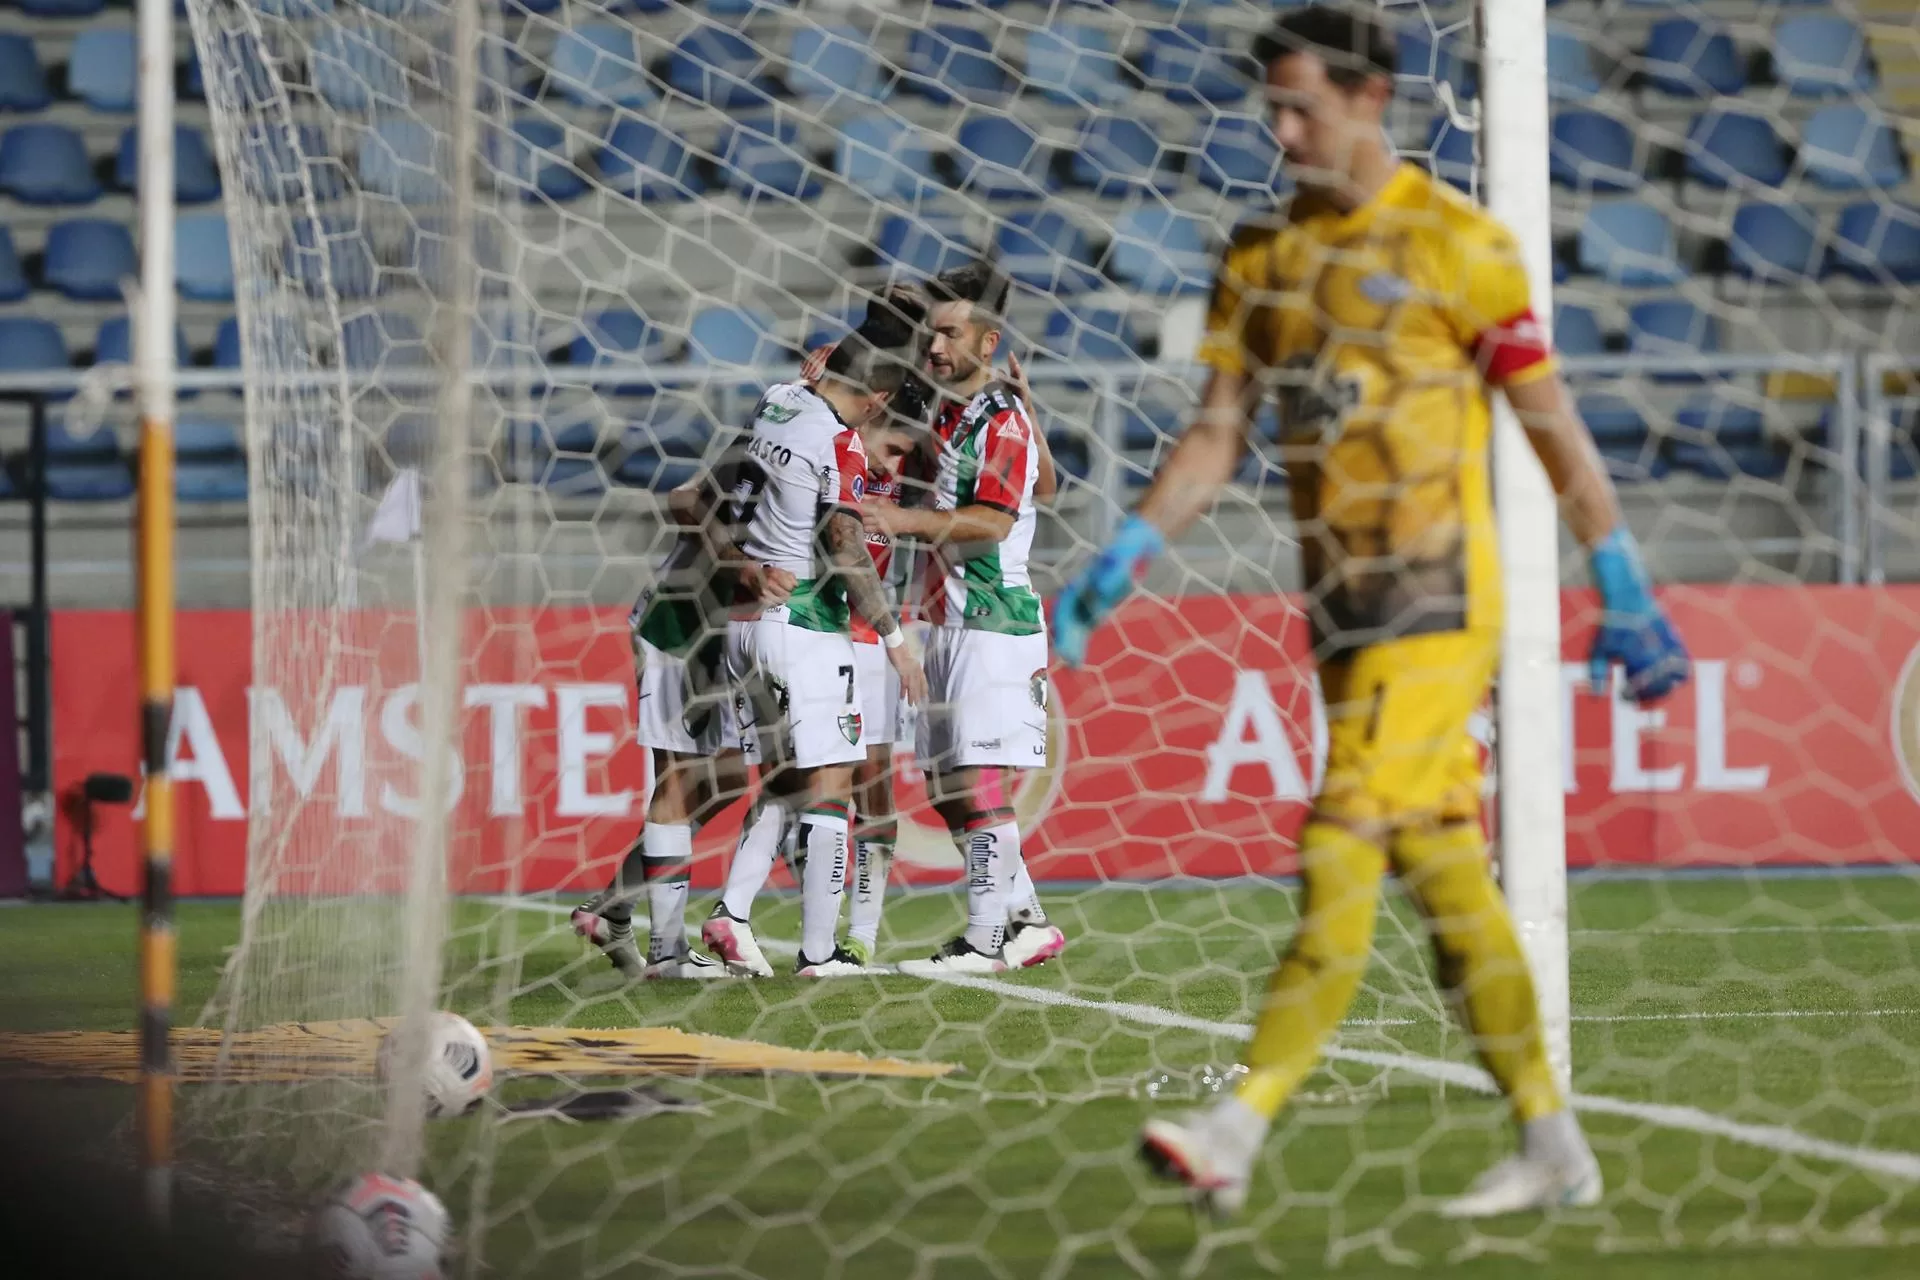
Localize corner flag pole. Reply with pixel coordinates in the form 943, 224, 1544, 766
134, 0, 179, 1227
1482, 0, 1574, 1092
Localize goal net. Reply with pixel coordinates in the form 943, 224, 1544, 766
177, 0, 1920, 1268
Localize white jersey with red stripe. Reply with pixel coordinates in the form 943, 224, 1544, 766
849, 470, 897, 646
919, 381, 1043, 636
732, 381, 868, 636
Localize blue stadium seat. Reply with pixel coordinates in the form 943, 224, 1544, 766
686, 306, 784, 366
358, 118, 446, 204
257, 0, 335, 15
1122, 401, 1179, 451
213, 316, 242, 369
1554, 304, 1607, 358
875, 214, 975, 277
1831, 202, 1920, 284
1069, 116, 1178, 198
341, 311, 426, 370
1728, 202, 1823, 281
789, 24, 888, 104
1670, 393, 1779, 480
1427, 115, 1475, 190
177, 213, 235, 302
670, 24, 780, 110
549, 25, 656, 109
1549, 111, 1638, 193
1046, 430, 1090, 487
571, 309, 666, 396
1139, 24, 1251, 106
1685, 111, 1788, 189
615, 399, 708, 492
1578, 393, 1647, 446
1628, 299, 1719, 382
0, 35, 52, 112
1578, 201, 1684, 285
1197, 115, 1284, 197
1641, 19, 1744, 98
995, 209, 1101, 294
309, 27, 408, 112
1107, 205, 1210, 295
706, 0, 793, 18
1025, 23, 1126, 109
0, 229, 27, 304
115, 125, 222, 204
599, 116, 705, 201
1546, 24, 1602, 101
954, 117, 1048, 201
44, 422, 132, 502
906, 25, 1010, 105
0, 124, 100, 205
239, 123, 344, 204
285, 215, 378, 300
69, 27, 137, 112
1397, 29, 1478, 102
839, 115, 939, 203
16, 0, 105, 14
499, 117, 587, 202
1802, 106, 1908, 190
45, 219, 136, 301
1043, 306, 1142, 364
717, 114, 821, 201
0, 319, 69, 381
1773, 17, 1874, 98
173, 419, 248, 503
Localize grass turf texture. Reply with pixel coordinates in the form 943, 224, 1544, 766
2, 875, 1919, 1277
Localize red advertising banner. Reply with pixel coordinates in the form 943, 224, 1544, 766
50, 587, 1920, 897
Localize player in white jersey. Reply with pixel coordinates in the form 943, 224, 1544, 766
864, 261, 1068, 977
715, 329, 928, 977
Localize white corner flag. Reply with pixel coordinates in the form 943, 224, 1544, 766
364, 467, 423, 549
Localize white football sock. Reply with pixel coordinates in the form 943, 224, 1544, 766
719, 799, 789, 921
847, 829, 896, 950
1006, 850, 1046, 925
797, 804, 851, 964
963, 820, 1014, 954
641, 823, 693, 963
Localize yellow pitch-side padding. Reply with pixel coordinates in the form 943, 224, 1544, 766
0, 1021, 959, 1084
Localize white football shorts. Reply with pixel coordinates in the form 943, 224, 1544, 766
727, 618, 867, 771
633, 638, 740, 757
917, 626, 1050, 772
852, 638, 906, 748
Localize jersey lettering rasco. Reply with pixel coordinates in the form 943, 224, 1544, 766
733, 381, 868, 635
920, 382, 1042, 634
849, 469, 897, 646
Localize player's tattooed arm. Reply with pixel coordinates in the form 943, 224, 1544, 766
867, 502, 1015, 545
823, 510, 901, 639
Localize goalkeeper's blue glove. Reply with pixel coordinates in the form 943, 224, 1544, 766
1588, 526, 1690, 704
1051, 515, 1164, 668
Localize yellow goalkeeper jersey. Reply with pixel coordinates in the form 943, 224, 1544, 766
1197, 163, 1556, 658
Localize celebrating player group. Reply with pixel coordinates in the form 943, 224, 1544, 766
574, 0, 1694, 1225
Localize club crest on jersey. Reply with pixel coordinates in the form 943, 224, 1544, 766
1029, 669, 1048, 710
758, 401, 799, 423
851, 473, 865, 500
1359, 272, 1413, 304
838, 711, 863, 745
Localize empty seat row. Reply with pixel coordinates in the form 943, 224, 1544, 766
1549, 16, 1876, 102
0, 214, 229, 300
0, 122, 221, 205
1550, 105, 1908, 193
1569, 198, 1920, 286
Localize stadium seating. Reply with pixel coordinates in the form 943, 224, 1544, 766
1024, 23, 1127, 109
1773, 17, 1874, 98
359, 118, 447, 206
1139, 25, 1251, 106
599, 116, 705, 201
501, 117, 587, 203
1728, 202, 1824, 282
1801, 106, 1908, 190
115, 125, 222, 204
686, 306, 784, 366
1043, 306, 1143, 365
0, 318, 69, 380
309, 27, 408, 112
1546, 25, 1602, 102
1196, 115, 1284, 198
0, 35, 51, 113
1629, 298, 1720, 382
571, 309, 667, 396
1426, 116, 1475, 191
177, 213, 235, 302
44, 423, 133, 502
717, 114, 822, 201
789, 25, 889, 105
69, 27, 138, 112
44, 219, 138, 302
1396, 29, 1477, 102
1554, 305, 1608, 359
615, 399, 707, 491
875, 213, 976, 277
341, 311, 426, 370
954, 117, 1049, 202
1671, 394, 1782, 480
0, 229, 28, 304
0, 124, 101, 204
1107, 205, 1211, 296
238, 123, 345, 204
213, 316, 243, 370
1641, 19, 1745, 98
996, 208, 1101, 293
1549, 111, 1639, 193
15, 0, 105, 15
840, 115, 940, 204
549, 25, 657, 109
1831, 202, 1920, 285
1070, 116, 1180, 198
1686, 111, 1789, 189
906, 26, 1011, 106
671, 24, 781, 110
1579, 201, 1685, 286
173, 419, 250, 504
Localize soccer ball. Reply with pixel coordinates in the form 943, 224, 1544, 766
310, 1173, 449, 1280
376, 1010, 493, 1118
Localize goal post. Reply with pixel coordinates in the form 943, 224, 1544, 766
1481, 0, 1574, 1091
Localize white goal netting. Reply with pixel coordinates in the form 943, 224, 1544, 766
178, 0, 1920, 1270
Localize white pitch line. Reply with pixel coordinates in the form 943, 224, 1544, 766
1575, 923, 1920, 936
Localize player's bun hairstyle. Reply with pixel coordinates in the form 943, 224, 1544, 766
825, 284, 935, 422
928, 258, 1011, 326
1253, 4, 1399, 88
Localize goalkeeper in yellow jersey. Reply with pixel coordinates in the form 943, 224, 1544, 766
1051, 6, 1689, 1219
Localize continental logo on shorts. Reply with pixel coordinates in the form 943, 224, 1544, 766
1892, 641, 1920, 802
1029, 668, 1048, 710
839, 711, 863, 745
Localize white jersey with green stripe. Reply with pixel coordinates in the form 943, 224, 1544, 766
734, 381, 868, 636
921, 381, 1043, 635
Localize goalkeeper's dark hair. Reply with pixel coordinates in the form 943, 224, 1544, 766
1253, 4, 1398, 88
928, 258, 1010, 325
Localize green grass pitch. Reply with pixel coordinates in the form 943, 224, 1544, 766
3, 874, 1919, 1278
